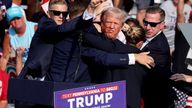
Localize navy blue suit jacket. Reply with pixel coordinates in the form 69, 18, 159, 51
141, 32, 171, 77
18, 16, 90, 79
141, 32, 172, 108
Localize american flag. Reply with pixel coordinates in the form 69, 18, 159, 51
172, 87, 192, 108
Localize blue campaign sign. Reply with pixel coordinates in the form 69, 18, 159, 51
54, 81, 126, 108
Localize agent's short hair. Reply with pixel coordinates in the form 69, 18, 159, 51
48, 0, 68, 10
146, 6, 165, 21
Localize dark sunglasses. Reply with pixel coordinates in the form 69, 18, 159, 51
143, 19, 162, 27
50, 10, 69, 17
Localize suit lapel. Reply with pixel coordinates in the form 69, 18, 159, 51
141, 33, 161, 51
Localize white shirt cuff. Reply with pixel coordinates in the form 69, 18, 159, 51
128, 54, 135, 65
82, 9, 96, 20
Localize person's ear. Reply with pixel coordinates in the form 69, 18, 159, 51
160, 21, 165, 30
47, 10, 51, 18
136, 41, 144, 49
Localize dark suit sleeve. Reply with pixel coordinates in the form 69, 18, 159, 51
38, 16, 92, 39
38, 17, 58, 38
83, 31, 140, 53
58, 17, 92, 33
82, 47, 130, 66
83, 32, 116, 52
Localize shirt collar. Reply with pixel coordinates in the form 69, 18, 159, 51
146, 31, 162, 42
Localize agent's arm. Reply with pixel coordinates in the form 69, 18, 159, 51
82, 47, 154, 69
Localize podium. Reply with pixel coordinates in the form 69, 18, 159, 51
8, 78, 92, 106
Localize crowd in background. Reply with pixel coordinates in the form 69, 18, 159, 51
0, 0, 192, 108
